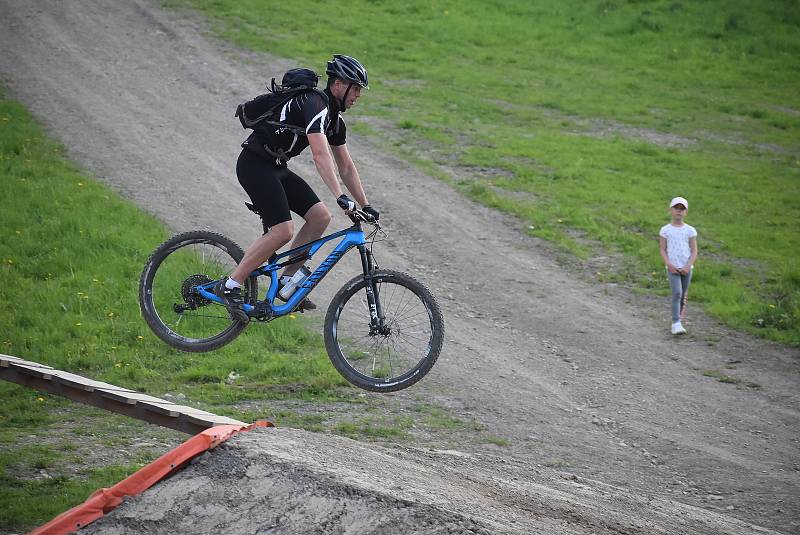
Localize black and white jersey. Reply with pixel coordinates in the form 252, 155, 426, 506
243, 89, 345, 162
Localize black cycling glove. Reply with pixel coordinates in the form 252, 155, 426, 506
337, 194, 356, 211
362, 205, 380, 221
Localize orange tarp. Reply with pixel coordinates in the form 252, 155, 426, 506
30, 420, 271, 535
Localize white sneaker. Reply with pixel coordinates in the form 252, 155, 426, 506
671, 321, 687, 335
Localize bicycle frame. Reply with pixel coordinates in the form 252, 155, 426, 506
196, 222, 376, 319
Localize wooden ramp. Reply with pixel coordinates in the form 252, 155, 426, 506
0, 354, 246, 435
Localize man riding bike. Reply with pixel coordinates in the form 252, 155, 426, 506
214, 54, 379, 322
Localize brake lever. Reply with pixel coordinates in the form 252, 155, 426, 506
346, 209, 378, 225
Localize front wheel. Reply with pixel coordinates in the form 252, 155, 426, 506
139, 230, 258, 352
324, 270, 444, 392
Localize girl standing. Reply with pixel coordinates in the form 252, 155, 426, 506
659, 196, 698, 335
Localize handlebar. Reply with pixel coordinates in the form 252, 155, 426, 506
346, 209, 379, 226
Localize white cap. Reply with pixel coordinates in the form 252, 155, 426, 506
669, 196, 688, 209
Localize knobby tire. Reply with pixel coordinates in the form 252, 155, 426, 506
324, 269, 444, 392
138, 230, 257, 352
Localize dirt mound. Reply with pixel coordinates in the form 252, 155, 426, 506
83, 427, 775, 535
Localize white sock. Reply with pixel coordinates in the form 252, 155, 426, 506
225, 278, 242, 290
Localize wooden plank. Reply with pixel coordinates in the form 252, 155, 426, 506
1, 354, 54, 369
0, 354, 247, 434
15, 365, 54, 380
184, 413, 244, 427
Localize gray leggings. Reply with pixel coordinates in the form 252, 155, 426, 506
667, 269, 693, 322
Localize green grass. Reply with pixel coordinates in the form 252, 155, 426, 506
1, 92, 480, 532
412, 404, 477, 431
0, 93, 356, 532
170, 0, 800, 344
0, 92, 348, 401
333, 416, 413, 440
0, 401, 182, 531
484, 436, 511, 447
702, 369, 760, 388
0, 446, 136, 528
702, 369, 740, 384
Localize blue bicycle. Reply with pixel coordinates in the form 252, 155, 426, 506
139, 211, 444, 392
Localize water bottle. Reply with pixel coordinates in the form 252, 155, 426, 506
279, 266, 311, 300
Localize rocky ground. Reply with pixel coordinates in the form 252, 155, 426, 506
1, 1, 798, 534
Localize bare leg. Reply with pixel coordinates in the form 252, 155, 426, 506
282, 202, 331, 277
230, 220, 293, 284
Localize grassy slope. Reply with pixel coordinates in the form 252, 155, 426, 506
0, 95, 345, 400
0, 94, 483, 531
2, 1, 798, 529
0, 95, 350, 530
175, 0, 800, 344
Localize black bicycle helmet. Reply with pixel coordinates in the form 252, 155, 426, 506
325, 54, 369, 89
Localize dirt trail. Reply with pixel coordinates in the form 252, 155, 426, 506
1, 1, 798, 534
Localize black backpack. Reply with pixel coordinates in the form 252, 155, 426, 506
235, 68, 329, 136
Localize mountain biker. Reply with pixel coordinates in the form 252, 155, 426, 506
214, 54, 379, 322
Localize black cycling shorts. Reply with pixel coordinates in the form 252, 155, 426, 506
236, 148, 321, 233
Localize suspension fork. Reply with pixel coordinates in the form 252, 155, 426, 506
358, 245, 385, 332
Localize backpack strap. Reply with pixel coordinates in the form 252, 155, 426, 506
236, 86, 333, 165
261, 144, 290, 166
235, 87, 329, 133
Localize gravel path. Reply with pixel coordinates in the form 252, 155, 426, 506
1, 1, 798, 533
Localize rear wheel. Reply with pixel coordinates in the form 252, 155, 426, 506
324, 270, 444, 392
139, 231, 257, 352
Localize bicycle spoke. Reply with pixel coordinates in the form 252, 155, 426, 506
144, 237, 248, 344
333, 276, 436, 384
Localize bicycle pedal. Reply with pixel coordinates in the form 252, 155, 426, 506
296, 301, 315, 313
248, 302, 273, 321
294, 297, 316, 313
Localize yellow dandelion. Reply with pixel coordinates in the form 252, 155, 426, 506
37, 397, 44, 402
77, 182, 84, 187
75, 322, 82, 326
288, 314, 297, 320
137, 335, 144, 340
115, 363, 122, 368
107, 312, 115, 318
93, 278, 100, 283
768, 304, 776, 309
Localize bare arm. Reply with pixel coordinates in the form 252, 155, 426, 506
331, 143, 368, 207
307, 133, 344, 198
660, 237, 678, 274
684, 236, 698, 273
